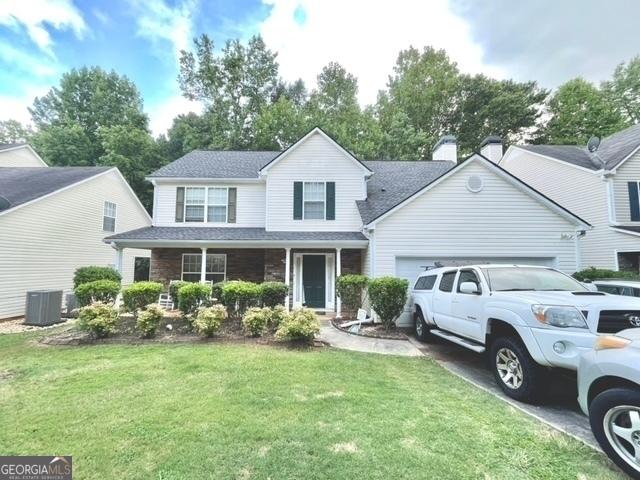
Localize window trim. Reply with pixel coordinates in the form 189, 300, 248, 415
103, 201, 117, 232
302, 181, 326, 220
182, 186, 230, 224
181, 253, 227, 282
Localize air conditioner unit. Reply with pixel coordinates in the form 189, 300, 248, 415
24, 290, 63, 326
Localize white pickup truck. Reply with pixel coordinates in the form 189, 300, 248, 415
411, 264, 640, 403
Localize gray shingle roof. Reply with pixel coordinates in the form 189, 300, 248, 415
149, 150, 280, 178
0, 143, 27, 151
518, 123, 640, 171
0, 167, 111, 212
357, 160, 455, 224
105, 226, 367, 242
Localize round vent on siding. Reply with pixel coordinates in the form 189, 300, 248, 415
466, 175, 483, 193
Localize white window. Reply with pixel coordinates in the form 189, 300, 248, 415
103, 201, 117, 232
303, 182, 325, 220
207, 187, 228, 222
184, 187, 206, 222
181, 254, 226, 283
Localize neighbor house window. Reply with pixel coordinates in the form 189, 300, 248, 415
103, 201, 117, 232
303, 182, 325, 219
182, 254, 226, 283
207, 187, 228, 222
185, 187, 206, 222
628, 182, 640, 221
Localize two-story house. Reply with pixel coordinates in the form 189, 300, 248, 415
500, 123, 640, 272
106, 128, 590, 324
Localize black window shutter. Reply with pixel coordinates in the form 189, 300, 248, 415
175, 187, 185, 222
629, 182, 640, 221
326, 182, 335, 220
227, 188, 237, 223
293, 182, 303, 220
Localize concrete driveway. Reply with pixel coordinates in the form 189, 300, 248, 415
409, 335, 598, 449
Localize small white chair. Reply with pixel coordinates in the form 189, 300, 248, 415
158, 293, 174, 310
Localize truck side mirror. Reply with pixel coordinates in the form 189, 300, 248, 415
460, 282, 480, 294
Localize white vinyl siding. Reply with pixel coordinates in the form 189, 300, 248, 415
181, 253, 226, 283
0, 147, 47, 167
265, 131, 366, 231
103, 201, 117, 232
613, 149, 640, 224
501, 147, 616, 269
154, 182, 265, 227
0, 169, 151, 319
303, 182, 325, 219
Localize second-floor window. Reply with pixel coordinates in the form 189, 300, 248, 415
176, 187, 236, 223
303, 182, 325, 219
628, 182, 640, 221
103, 201, 117, 232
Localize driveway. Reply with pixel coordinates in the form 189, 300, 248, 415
408, 335, 598, 449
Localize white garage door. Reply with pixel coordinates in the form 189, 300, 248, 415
394, 256, 556, 326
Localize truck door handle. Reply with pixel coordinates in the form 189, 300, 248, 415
467, 316, 477, 320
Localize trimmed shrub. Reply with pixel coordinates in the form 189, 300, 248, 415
136, 304, 165, 338
177, 283, 211, 316
266, 305, 288, 330
211, 281, 226, 302
193, 305, 226, 337
122, 281, 164, 314
73, 266, 121, 289
259, 282, 289, 307
275, 307, 320, 342
221, 281, 261, 317
242, 307, 270, 337
74, 280, 120, 307
78, 301, 119, 338
336, 274, 369, 316
169, 280, 190, 301
573, 267, 639, 282
368, 276, 409, 329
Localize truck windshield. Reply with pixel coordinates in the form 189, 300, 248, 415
481, 267, 588, 292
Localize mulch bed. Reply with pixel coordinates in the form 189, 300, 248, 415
331, 319, 410, 340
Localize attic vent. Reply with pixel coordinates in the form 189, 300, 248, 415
466, 175, 483, 193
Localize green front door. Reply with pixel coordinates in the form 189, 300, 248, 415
303, 255, 326, 308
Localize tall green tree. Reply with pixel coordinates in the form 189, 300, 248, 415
542, 78, 626, 145
179, 35, 279, 148
603, 56, 640, 125
0, 120, 33, 143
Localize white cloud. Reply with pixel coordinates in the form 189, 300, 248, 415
147, 94, 202, 136
0, 84, 49, 125
0, 43, 60, 77
129, 0, 198, 60
258, 0, 506, 105
0, 0, 86, 54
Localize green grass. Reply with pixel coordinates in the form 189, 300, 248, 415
0, 332, 624, 479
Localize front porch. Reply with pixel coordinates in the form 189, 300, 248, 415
148, 247, 363, 316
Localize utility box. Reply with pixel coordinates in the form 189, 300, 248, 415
24, 290, 63, 326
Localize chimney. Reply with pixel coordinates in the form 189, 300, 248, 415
432, 135, 457, 162
480, 136, 503, 163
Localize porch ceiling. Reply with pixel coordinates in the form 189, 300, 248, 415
104, 226, 369, 249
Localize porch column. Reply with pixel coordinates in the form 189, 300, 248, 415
284, 248, 291, 311
200, 248, 207, 283
336, 247, 342, 319
115, 247, 124, 275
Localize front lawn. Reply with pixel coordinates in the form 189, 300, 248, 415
0, 332, 623, 479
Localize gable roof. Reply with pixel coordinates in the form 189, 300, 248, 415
149, 151, 279, 179
0, 143, 48, 166
0, 167, 112, 213
260, 127, 373, 175
357, 160, 455, 224
361, 154, 591, 228
513, 123, 640, 172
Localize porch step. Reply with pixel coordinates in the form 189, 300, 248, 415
430, 329, 486, 353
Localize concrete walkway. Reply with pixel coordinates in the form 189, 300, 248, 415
317, 320, 422, 356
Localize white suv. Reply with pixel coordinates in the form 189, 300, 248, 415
411, 265, 640, 403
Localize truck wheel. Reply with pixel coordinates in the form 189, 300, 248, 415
589, 388, 640, 479
414, 310, 431, 342
490, 336, 541, 404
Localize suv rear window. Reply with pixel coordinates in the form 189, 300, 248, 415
415, 275, 436, 290
438, 271, 457, 292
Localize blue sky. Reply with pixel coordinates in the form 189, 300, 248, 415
1, 0, 639, 135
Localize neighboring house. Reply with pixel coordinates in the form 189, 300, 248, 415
106, 127, 589, 325
0, 143, 47, 167
0, 164, 151, 319
500, 123, 640, 272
